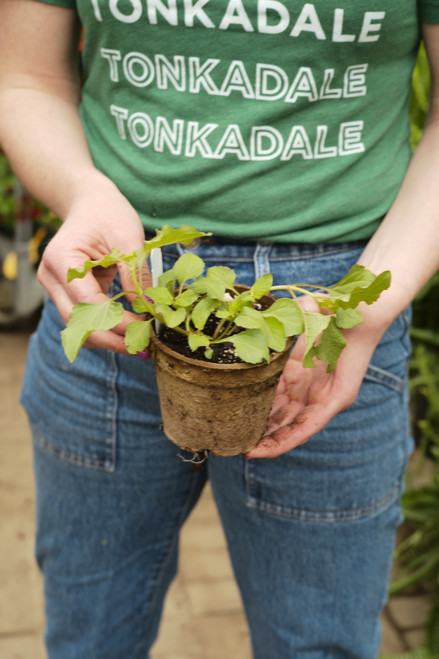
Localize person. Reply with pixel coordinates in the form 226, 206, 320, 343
1, 1, 439, 657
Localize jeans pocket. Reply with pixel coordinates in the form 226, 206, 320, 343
21, 298, 119, 472
245, 411, 412, 524
245, 310, 413, 523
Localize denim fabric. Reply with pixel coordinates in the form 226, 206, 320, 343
21, 239, 413, 659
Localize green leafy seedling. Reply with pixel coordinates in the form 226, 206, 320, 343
61, 224, 391, 371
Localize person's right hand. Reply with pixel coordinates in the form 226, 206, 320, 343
38, 177, 150, 354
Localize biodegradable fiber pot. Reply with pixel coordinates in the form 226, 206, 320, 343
150, 322, 293, 457
150, 335, 292, 456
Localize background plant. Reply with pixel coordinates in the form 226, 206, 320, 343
0, 149, 59, 236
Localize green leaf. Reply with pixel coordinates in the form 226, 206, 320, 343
189, 277, 227, 300
204, 347, 214, 360
155, 305, 186, 328
188, 333, 211, 352
329, 265, 391, 308
301, 311, 331, 368
206, 266, 236, 289
145, 225, 210, 250
235, 307, 264, 329
191, 297, 218, 330
158, 268, 177, 290
262, 316, 287, 352
175, 289, 199, 307
344, 269, 391, 307
215, 308, 232, 320
262, 316, 287, 353
225, 329, 270, 364
332, 264, 377, 293
250, 273, 273, 299
263, 298, 304, 336
131, 297, 151, 314
124, 319, 152, 354
173, 253, 205, 286
61, 300, 124, 362
67, 248, 122, 282
335, 307, 364, 329
144, 286, 174, 305
67, 226, 210, 285
227, 293, 248, 314
313, 317, 347, 372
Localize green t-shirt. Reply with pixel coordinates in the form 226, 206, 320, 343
35, 0, 439, 242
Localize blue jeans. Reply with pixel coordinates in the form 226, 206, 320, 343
21, 239, 413, 659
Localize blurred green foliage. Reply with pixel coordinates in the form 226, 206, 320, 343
0, 151, 16, 234
0, 149, 60, 236
409, 44, 430, 151
385, 44, 439, 659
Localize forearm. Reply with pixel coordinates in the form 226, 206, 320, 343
0, 88, 116, 220
357, 25, 439, 330
357, 119, 439, 332
0, 0, 114, 220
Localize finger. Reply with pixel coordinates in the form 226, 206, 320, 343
82, 329, 128, 353
268, 390, 290, 415
40, 264, 145, 354
246, 403, 332, 459
264, 398, 305, 434
82, 308, 146, 353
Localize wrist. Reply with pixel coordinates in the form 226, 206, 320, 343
64, 171, 121, 220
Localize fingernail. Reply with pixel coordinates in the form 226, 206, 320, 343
135, 350, 150, 360
244, 455, 253, 461
144, 294, 153, 303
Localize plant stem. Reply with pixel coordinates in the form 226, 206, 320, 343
214, 319, 235, 342
212, 316, 229, 340
128, 263, 150, 311
111, 290, 136, 302
269, 284, 328, 299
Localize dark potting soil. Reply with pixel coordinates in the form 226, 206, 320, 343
158, 297, 272, 365
158, 319, 244, 364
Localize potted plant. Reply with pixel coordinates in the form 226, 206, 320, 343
61, 225, 390, 457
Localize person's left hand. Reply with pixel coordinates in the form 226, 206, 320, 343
245, 303, 387, 459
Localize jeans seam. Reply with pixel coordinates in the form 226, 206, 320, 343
364, 364, 405, 393
254, 243, 272, 279
105, 352, 119, 472
32, 351, 119, 474
34, 434, 113, 472
246, 485, 401, 522
141, 471, 206, 626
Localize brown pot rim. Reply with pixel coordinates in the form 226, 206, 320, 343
151, 330, 293, 371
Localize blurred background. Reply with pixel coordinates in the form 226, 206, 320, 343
1, 45, 438, 659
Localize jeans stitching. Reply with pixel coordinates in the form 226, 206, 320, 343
364, 364, 405, 393
105, 352, 118, 473
246, 486, 401, 522
34, 433, 113, 472
32, 350, 119, 473
254, 243, 272, 279
140, 471, 207, 636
